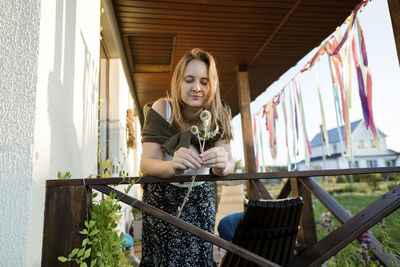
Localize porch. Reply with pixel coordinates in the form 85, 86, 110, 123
42, 166, 400, 266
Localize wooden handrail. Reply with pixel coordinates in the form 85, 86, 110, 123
46, 167, 400, 187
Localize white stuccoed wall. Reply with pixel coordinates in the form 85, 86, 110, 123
0, 0, 100, 266
108, 59, 142, 234
0, 0, 41, 266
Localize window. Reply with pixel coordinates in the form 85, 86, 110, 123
385, 160, 396, 167
367, 160, 378, 168
370, 140, 376, 148
358, 140, 365, 149
354, 161, 359, 168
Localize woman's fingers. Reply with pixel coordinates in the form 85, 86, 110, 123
172, 147, 202, 172
200, 147, 228, 168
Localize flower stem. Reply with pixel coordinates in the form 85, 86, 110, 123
177, 169, 198, 218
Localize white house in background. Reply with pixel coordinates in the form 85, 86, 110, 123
0, 1, 142, 266
297, 119, 400, 170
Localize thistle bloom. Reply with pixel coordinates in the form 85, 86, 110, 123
200, 110, 211, 122
190, 125, 199, 135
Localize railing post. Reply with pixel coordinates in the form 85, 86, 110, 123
236, 64, 259, 200
298, 180, 317, 247
388, 0, 400, 66
41, 183, 91, 266
290, 178, 317, 247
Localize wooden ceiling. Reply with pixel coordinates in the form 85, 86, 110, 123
111, 0, 360, 119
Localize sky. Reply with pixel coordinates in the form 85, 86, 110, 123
231, 0, 400, 167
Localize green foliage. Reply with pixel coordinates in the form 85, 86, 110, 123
336, 175, 348, 183
234, 159, 244, 172
329, 185, 356, 194
59, 140, 136, 265
263, 165, 288, 172
387, 182, 398, 191
313, 193, 400, 266
132, 207, 142, 221
59, 192, 133, 266
381, 229, 400, 267
353, 173, 383, 190
58, 171, 71, 180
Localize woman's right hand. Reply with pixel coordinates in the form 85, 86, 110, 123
171, 147, 203, 175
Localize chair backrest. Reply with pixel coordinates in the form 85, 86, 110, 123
220, 198, 303, 267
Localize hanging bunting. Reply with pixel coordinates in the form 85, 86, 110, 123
252, 115, 260, 171
294, 76, 312, 166
326, 38, 346, 159
355, 15, 380, 149
252, 115, 259, 171
314, 69, 330, 155
343, 44, 353, 158
251, 0, 378, 170
254, 112, 268, 171
291, 81, 300, 147
287, 81, 297, 168
333, 26, 353, 158
281, 88, 292, 171
331, 0, 369, 56
262, 97, 279, 159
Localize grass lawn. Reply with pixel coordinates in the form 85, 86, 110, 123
313, 192, 400, 266
263, 179, 400, 266
313, 192, 400, 249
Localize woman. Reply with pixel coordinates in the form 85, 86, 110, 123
140, 48, 234, 266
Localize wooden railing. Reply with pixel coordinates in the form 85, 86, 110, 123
42, 167, 400, 267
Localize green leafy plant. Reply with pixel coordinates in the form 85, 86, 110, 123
353, 173, 383, 191
59, 99, 138, 266
380, 219, 400, 267
58, 192, 132, 267
132, 207, 142, 221
317, 212, 400, 266
58, 171, 71, 179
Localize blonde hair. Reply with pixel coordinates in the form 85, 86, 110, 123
170, 48, 232, 141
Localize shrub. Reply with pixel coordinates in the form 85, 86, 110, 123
353, 173, 383, 190
336, 175, 348, 183
330, 185, 355, 194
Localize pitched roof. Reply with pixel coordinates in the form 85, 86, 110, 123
310, 120, 362, 148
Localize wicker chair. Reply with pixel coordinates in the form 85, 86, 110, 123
220, 198, 303, 267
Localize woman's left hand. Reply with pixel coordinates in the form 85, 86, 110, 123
199, 146, 229, 169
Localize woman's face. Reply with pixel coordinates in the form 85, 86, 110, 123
180, 59, 209, 108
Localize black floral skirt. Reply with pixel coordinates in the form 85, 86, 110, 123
140, 182, 216, 267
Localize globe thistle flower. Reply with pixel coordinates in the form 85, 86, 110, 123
190, 125, 199, 135
200, 110, 211, 122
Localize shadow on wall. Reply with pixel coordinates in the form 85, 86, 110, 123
47, 0, 80, 177
80, 30, 99, 161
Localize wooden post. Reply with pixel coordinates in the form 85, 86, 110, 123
236, 65, 258, 200
290, 178, 300, 198
290, 178, 317, 247
388, 0, 400, 66
298, 181, 317, 247
42, 184, 91, 266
